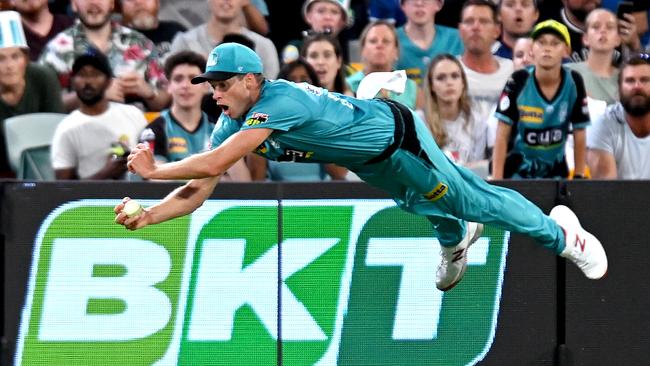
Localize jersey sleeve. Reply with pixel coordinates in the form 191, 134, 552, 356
568, 69, 591, 129
494, 69, 527, 126
239, 93, 312, 132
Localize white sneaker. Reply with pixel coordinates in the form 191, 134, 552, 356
436, 222, 484, 291
550, 205, 608, 279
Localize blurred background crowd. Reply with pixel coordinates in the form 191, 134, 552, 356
0, 0, 648, 182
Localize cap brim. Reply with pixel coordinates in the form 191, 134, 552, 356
191, 71, 240, 84
532, 28, 569, 47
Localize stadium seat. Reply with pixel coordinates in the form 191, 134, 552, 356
19, 145, 55, 180
3, 112, 66, 175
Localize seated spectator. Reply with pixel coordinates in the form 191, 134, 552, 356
140, 50, 251, 181
492, 20, 589, 179
51, 49, 147, 180
346, 20, 422, 109
422, 54, 488, 171
395, 0, 464, 86
301, 33, 353, 96
282, 0, 352, 64
120, 0, 187, 60
14, 0, 74, 61
0, 11, 64, 177
458, 0, 514, 123
169, 0, 279, 79
39, 0, 170, 112
494, 0, 539, 59
566, 8, 621, 105
587, 54, 650, 179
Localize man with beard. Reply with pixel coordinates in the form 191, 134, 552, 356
587, 54, 650, 178
119, 0, 186, 60
39, 0, 170, 112
51, 49, 147, 180
13, 0, 74, 61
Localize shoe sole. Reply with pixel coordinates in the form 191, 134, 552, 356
438, 223, 484, 292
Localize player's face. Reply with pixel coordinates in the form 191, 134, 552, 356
361, 24, 398, 72
305, 2, 345, 34
512, 37, 533, 70
532, 33, 568, 69
304, 40, 342, 91
0, 47, 28, 88
619, 64, 650, 117
430, 59, 464, 105
583, 10, 620, 53
209, 74, 256, 119
167, 64, 207, 110
401, 0, 441, 27
459, 5, 501, 55
499, 0, 538, 37
72, 0, 114, 30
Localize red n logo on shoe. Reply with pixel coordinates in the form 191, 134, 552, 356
576, 235, 586, 252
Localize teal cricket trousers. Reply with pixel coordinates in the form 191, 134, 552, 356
349, 101, 565, 253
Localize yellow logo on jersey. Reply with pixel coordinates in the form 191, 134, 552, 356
424, 182, 448, 202
519, 105, 544, 124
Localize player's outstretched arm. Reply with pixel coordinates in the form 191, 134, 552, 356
115, 176, 220, 230
127, 128, 273, 180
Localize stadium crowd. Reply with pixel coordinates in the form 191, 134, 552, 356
0, 0, 648, 180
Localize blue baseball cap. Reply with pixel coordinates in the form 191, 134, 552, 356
191, 43, 263, 84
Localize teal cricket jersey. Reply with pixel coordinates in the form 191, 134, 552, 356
210, 78, 565, 252
494, 66, 590, 178
141, 110, 214, 162
210, 80, 395, 166
395, 25, 464, 86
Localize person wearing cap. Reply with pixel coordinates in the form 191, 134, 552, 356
138, 50, 251, 181
38, 0, 170, 112
492, 19, 590, 179
116, 42, 608, 293
0, 10, 64, 177
169, 0, 278, 79
394, 0, 464, 86
494, 0, 539, 59
51, 49, 147, 180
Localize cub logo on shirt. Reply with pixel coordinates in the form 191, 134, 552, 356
245, 112, 269, 126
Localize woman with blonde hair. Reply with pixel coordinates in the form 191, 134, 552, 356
422, 53, 488, 169
346, 20, 422, 109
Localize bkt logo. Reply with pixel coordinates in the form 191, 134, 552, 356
16, 200, 510, 366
